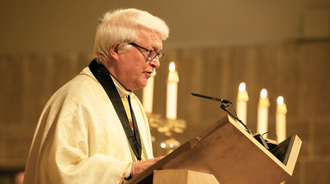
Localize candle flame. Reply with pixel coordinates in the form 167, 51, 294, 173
260, 89, 267, 99
169, 62, 175, 72
277, 96, 284, 105
239, 82, 246, 92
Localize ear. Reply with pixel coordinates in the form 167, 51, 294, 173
109, 44, 120, 61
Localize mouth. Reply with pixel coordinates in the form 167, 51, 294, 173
145, 69, 154, 75
144, 71, 153, 77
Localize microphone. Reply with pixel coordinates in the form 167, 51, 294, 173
191, 92, 270, 150
191, 93, 231, 104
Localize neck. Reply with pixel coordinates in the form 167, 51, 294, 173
102, 58, 128, 90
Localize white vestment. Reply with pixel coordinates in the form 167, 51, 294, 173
23, 67, 153, 184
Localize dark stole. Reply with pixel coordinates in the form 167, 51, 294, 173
89, 59, 142, 160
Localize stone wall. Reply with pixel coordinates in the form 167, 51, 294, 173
0, 41, 329, 183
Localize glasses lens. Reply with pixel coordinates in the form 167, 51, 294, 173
148, 51, 164, 62
158, 52, 164, 59
148, 51, 157, 61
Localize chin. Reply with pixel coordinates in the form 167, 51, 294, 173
138, 79, 149, 88
131, 83, 147, 90
139, 83, 148, 89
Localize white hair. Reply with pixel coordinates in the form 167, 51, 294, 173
93, 8, 170, 64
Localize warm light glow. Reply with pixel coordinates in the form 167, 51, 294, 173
260, 89, 267, 99
169, 62, 175, 72
160, 142, 166, 148
239, 82, 246, 92
169, 143, 174, 148
151, 69, 156, 76
277, 96, 284, 105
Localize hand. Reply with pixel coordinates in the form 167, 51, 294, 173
130, 156, 164, 178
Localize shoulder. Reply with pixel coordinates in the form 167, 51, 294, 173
47, 67, 106, 106
62, 67, 101, 95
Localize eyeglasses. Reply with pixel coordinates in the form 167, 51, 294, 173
129, 42, 164, 62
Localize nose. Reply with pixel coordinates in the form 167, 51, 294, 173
149, 57, 160, 68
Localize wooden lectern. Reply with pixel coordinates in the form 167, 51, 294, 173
127, 115, 302, 184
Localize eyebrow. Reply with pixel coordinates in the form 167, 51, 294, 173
152, 45, 162, 52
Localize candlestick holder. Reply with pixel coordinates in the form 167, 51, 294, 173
160, 137, 181, 155
146, 112, 164, 142
146, 112, 164, 128
146, 113, 186, 154
158, 118, 186, 154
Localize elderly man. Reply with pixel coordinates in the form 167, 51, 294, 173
23, 8, 169, 184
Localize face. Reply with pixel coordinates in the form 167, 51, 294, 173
114, 32, 162, 90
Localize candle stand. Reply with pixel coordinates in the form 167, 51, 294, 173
146, 112, 163, 142
147, 113, 186, 154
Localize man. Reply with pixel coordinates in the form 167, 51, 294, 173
23, 8, 169, 184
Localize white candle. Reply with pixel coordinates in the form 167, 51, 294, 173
276, 96, 287, 142
236, 82, 249, 126
166, 62, 179, 119
143, 70, 156, 114
257, 89, 270, 138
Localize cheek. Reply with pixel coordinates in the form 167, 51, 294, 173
126, 54, 146, 70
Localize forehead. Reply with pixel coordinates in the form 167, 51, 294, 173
137, 31, 163, 50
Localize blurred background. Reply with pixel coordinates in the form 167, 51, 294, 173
0, 0, 329, 183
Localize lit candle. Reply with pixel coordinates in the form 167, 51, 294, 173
166, 62, 179, 119
257, 89, 270, 138
143, 70, 156, 114
276, 96, 287, 142
236, 82, 249, 126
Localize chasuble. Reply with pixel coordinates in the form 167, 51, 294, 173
23, 65, 154, 184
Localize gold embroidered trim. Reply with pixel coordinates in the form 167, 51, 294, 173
119, 162, 132, 184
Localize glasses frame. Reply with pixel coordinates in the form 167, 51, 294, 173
128, 42, 164, 62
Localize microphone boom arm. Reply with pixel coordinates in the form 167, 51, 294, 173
192, 92, 270, 150
219, 103, 253, 134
